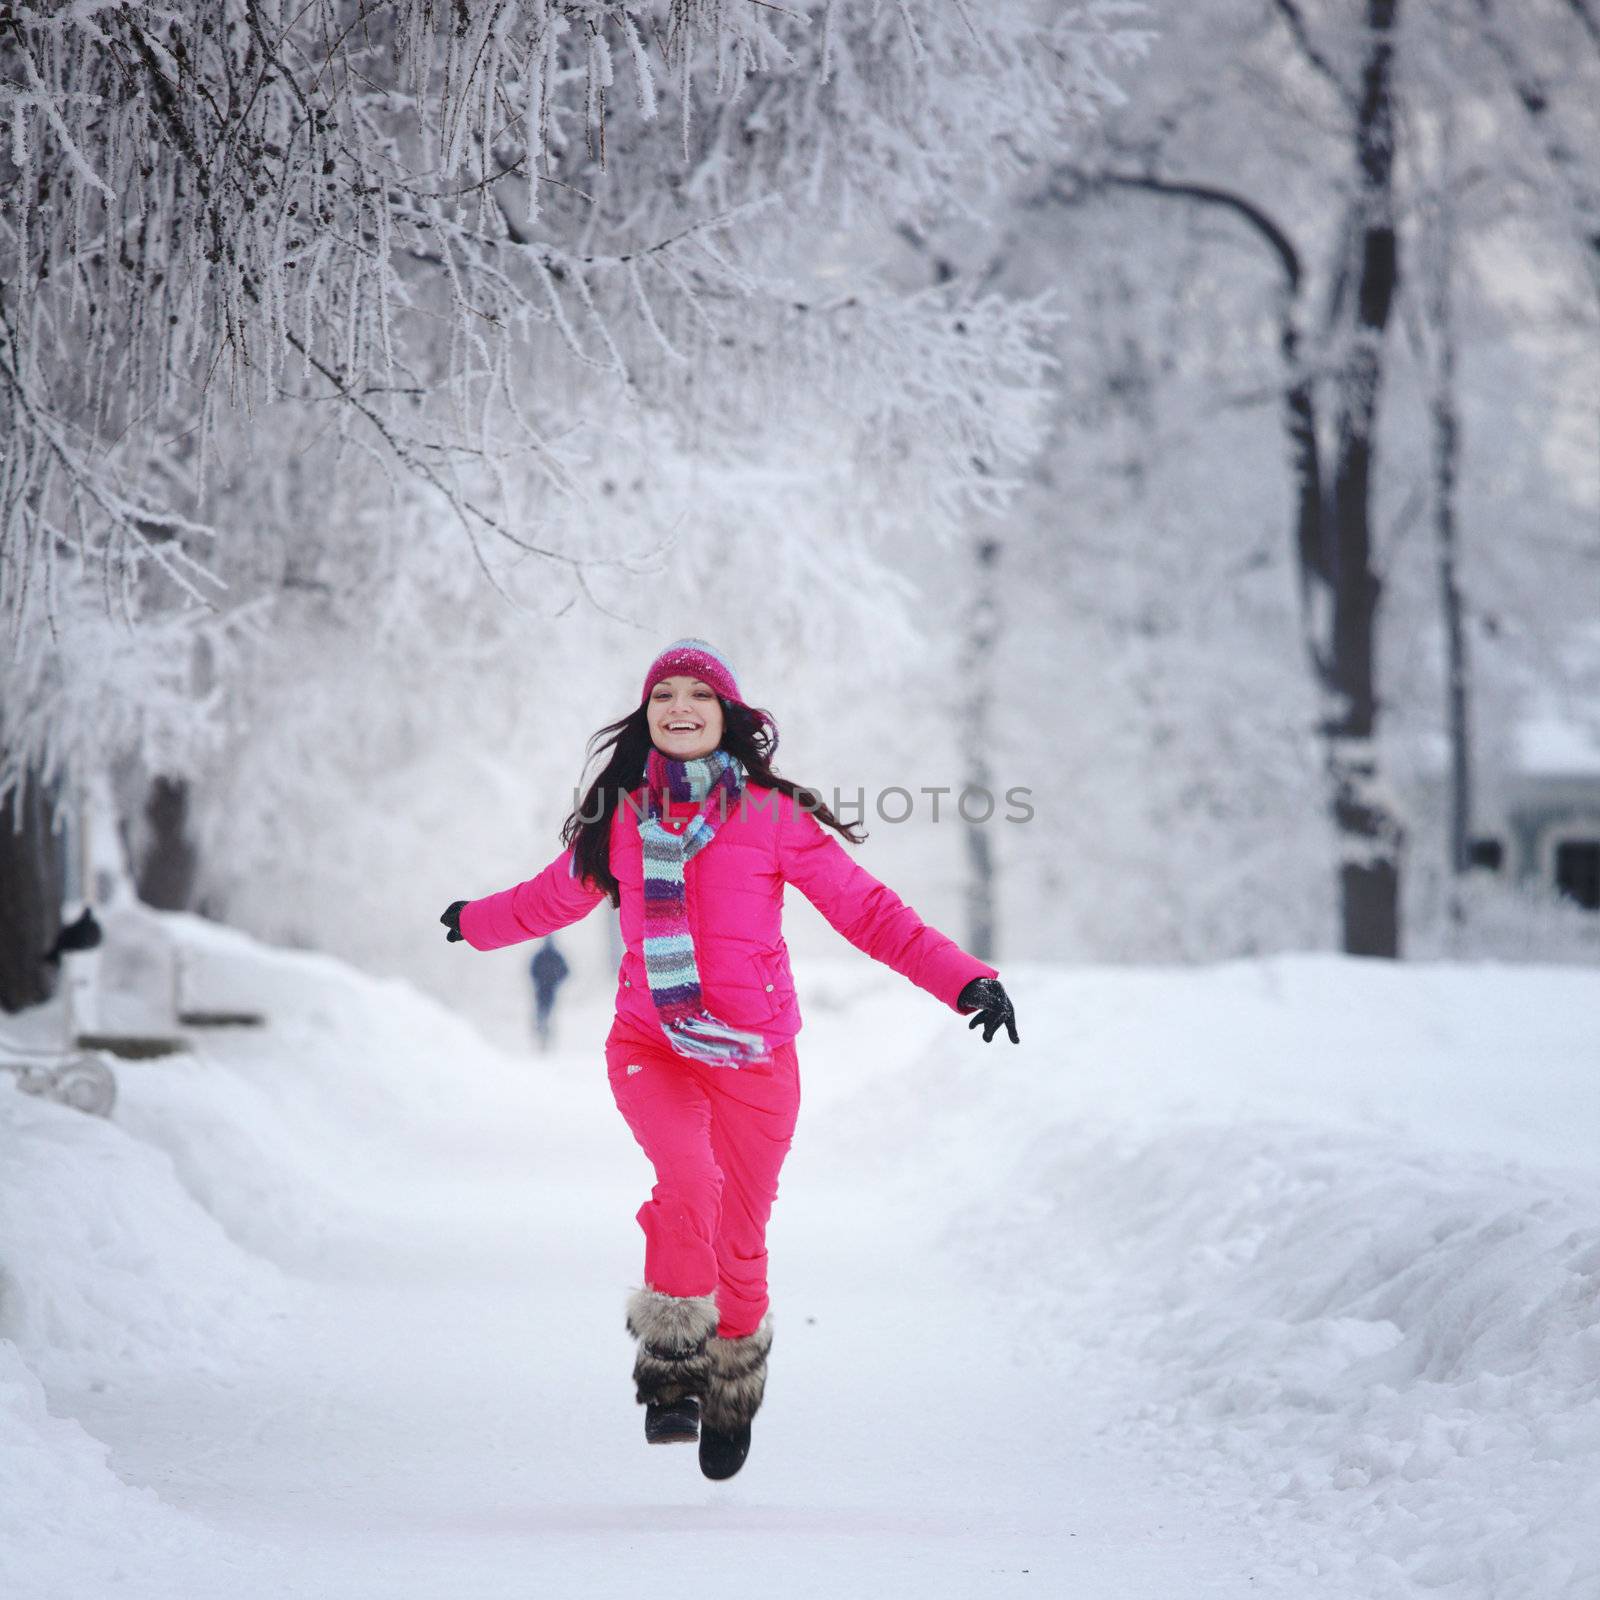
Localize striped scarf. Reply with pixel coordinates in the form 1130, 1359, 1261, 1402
638, 746, 770, 1067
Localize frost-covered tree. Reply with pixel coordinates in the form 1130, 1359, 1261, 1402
1011, 0, 1598, 959
0, 2, 1152, 1005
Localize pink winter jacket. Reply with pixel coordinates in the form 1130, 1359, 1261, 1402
459, 783, 999, 1053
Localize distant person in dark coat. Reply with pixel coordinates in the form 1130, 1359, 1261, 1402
530, 935, 570, 1051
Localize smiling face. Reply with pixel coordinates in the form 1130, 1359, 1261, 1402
647, 674, 724, 760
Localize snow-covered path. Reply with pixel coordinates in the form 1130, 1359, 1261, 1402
51, 1012, 1296, 1599
8, 918, 1600, 1599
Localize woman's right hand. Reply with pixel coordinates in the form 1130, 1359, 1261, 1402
440, 901, 468, 943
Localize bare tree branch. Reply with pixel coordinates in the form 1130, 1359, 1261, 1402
1472, 0, 1600, 301
1564, 0, 1600, 52
1270, 0, 1357, 112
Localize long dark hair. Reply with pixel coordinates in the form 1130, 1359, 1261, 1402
561, 699, 867, 906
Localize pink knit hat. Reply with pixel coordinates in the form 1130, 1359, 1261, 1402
640, 637, 745, 706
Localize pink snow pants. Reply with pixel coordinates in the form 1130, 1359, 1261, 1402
604, 1012, 801, 1340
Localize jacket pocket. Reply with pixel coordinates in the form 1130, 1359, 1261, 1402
617, 949, 647, 1003
751, 947, 794, 1019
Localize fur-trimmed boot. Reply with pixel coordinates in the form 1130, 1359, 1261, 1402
626, 1287, 719, 1445
699, 1314, 773, 1480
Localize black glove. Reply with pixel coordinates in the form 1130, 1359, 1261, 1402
957, 977, 1019, 1044
43, 907, 104, 965
440, 900, 467, 943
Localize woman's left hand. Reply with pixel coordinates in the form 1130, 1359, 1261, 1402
957, 977, 1019, 1044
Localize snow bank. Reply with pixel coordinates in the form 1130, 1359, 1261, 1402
0, 1022, 283, 1596
0, 1086, 283, 1386
0, 902, 538, 1599
95, 904, 551, 1270
843, 958, 1600, 1600
0, 1341, 242, 1600
952, 1118, 1600, 1598
5, 909, 1599, 1599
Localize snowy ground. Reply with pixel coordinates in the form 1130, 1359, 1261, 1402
3, 910, 1599, 1599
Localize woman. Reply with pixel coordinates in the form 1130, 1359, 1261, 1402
440, 638, 1018, 1481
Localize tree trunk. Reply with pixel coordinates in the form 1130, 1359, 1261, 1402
1324, 0, 1404, 958
133, 775, 200, 911
1071, 6, 1412, 956
1435, 341, 1471, 887
1424, 150, 1473, 908
962, 536, 1000, 963
0, 769, 64, 1013
1083, 168, 1364, 954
